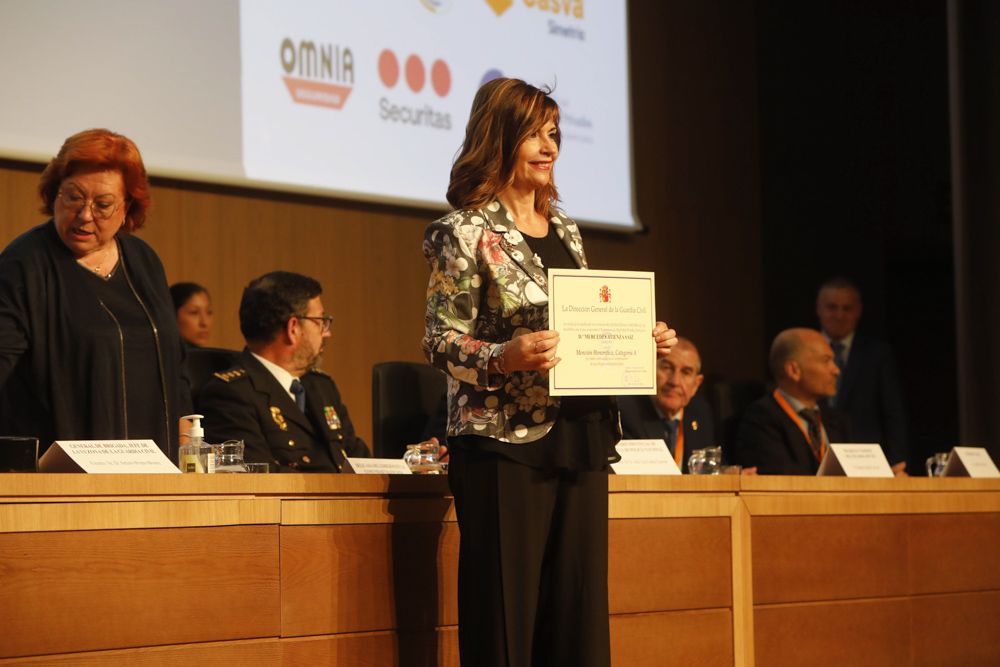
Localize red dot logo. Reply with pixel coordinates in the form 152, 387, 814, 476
378, 49, 399, 88
431, 59, 451, 97
405, 54, 425, 92
378, 49, 451, 97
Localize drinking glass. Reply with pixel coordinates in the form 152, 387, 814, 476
925, 452, 949, 477
688, 446, 723, 475
403, 442, 441, 474
215, 440, 247, 473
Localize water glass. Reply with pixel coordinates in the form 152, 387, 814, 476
403, 442, 442, 474
215, 440, 247, 473
688, 446, 723, 475
925, 452, 949, 477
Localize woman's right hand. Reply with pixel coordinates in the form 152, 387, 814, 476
502, 330, 561, 372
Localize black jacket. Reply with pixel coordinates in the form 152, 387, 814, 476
735, 392, 851, 475
196, 349, 369, 472
0, 221, 190, 458
824, 334, 908, 466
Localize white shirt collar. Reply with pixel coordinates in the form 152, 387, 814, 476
251, 352, 299, 402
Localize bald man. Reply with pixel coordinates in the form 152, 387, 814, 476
735, 328, 852, 475
618, 338, 716, 472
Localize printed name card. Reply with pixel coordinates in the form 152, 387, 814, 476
344, 458, 413, 475
38, 440, 180, 473
943, 446, 1000, 478
611, 439, 682, 475
817, 443, 893, 477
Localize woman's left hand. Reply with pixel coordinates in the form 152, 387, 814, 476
653, 322, 678, 357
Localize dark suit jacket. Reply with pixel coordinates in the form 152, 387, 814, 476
826, 334, 908, 466
618, 393, 716, 472
735, 392, 851, 475
196, 349, 368, 472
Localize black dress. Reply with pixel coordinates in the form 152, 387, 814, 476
0, 221, 191, 458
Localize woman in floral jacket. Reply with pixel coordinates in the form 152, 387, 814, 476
422, 77, 677, 667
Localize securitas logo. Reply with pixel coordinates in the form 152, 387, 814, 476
377, 49, 452, 130
280, 37, 354, 110
485, 0, 584, 19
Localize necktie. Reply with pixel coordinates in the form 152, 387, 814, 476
798, 407, 823, 460
290, 378, 306, 412
830, 340, 846, 405
664, 418, 679, 455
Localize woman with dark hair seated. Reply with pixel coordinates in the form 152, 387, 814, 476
170, 282, 214, 348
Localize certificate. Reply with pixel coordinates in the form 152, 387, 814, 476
547, 268, 656, 396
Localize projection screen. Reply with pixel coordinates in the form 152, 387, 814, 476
0, 0, 638, 231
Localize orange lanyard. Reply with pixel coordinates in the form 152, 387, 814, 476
674, 408, 685, 467
772, 389, 826, 461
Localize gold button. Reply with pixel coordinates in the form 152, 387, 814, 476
302, 455, 312, 464
288, 439, 295, 447
336, 433, 344, 441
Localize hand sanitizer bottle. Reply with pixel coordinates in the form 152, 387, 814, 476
179, 414, 213, 473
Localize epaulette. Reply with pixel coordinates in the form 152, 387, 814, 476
307, 367, 330, 377
213, 368, 248, 383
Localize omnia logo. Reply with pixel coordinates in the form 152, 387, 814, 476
280, 37, 354, 110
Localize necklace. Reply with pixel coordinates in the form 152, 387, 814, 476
77, 246, 119, 278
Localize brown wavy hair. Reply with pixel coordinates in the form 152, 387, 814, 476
447, 78, 561, 218
38, 128, 151, 232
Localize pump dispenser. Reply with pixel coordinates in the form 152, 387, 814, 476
179, 414, 213, 473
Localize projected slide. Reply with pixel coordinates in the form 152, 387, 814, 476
240, 0, 636, 229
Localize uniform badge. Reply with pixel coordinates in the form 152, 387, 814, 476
270, 406, 288, 431
691, 420, 699, 431
324, 405, 343, 430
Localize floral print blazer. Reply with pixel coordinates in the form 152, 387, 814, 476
422, 199, 591, 444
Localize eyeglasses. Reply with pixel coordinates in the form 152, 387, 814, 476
297, 314, 333, 333
57, 188, 125, 221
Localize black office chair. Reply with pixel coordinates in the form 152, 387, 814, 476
184, 346, 241, 404
371, 361, 448, 459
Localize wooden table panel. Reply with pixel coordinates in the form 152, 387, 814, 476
752, 515, 909, 604
280, 629, 459, 667
0, 639, 280, 666
610, 609, 734, 667
609, 517, 732, 614
0, 526, 279, 658
280, 523, 459, 637
910, 591, 1000, 667
754, 598, 911, 667
907, 513, 1000, 595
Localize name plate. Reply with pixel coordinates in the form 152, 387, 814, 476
943, 446, 1000, 478
344, 457, 413, 475
38, 440, 180, 473
611, 439, 681, 475
817, 443, 893, 477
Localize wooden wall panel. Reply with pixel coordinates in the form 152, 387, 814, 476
280, 523, 458, 637
910, 591, 1000, 667
609, 517, 732, 614
754, 599, 911, 667
752, 515, 909, 604
0, 526, 279, 658
609, 609, 734, 667
280, 628, 459, 667
907, 513, 1000, 595
0, 639, 280, 666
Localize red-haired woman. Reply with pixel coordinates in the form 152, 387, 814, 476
0, 129, 190, 460
422, 78, 677, 666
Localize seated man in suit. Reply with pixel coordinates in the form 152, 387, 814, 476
618, 337, 717, 472
735, 328, 850, 475
197, 271, 369, 472
816, 277, 909, 475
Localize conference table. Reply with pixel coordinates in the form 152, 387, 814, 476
1, 474, 998, 666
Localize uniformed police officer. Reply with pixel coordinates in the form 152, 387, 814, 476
196, 271, 368, 472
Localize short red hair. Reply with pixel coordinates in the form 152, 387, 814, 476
38, 128, 151, 232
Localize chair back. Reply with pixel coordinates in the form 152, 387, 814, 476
371, 361, 447, 459
0, 436, 39, 472
185, 347, 242, 403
